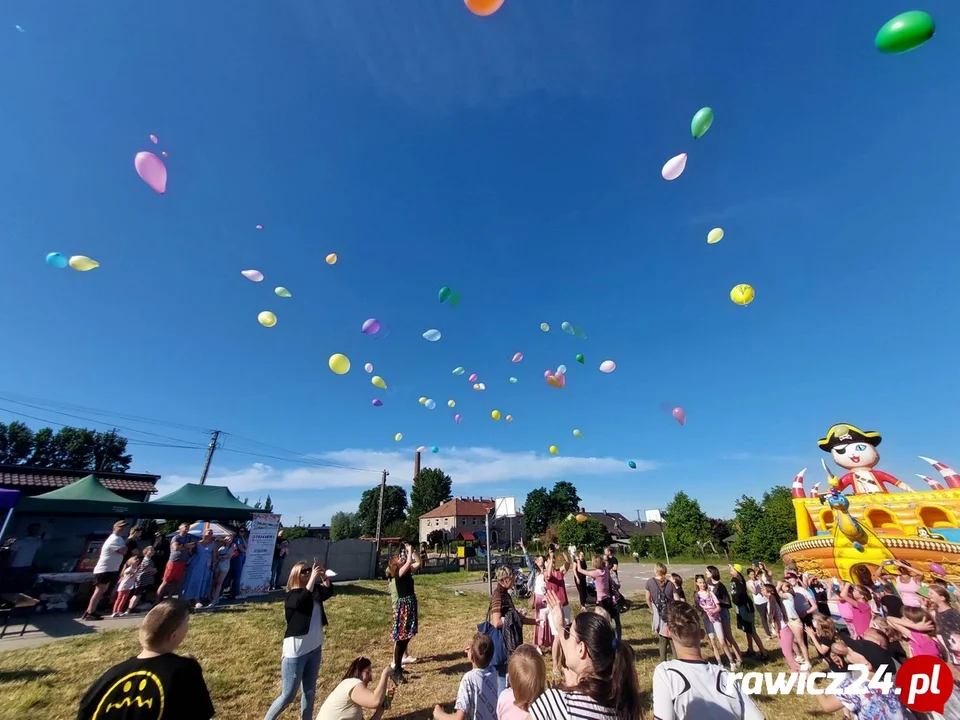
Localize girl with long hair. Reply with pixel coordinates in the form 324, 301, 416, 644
764, 582, 801, 672
385, 543, 420, 684
575, 556, 621, 641
316, 657, 393, 720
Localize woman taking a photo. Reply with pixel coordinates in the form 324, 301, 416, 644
263, 559, 333, 720
316, 657, 393, 720
385, 543, 420, 684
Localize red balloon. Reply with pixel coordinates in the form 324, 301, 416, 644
465, 0, 504, 17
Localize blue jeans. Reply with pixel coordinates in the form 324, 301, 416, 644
495, 663, 508, 694
263, 646, 322, 720
271, 557, 285, 589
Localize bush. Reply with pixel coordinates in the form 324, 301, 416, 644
557, 517, 609, 555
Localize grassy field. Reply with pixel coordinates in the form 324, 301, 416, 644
0, 571, 820, 720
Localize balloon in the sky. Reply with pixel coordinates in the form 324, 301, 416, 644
690, 107, 714, 139
134, 151, 167, 194
325, 253, 338, 265
672, 407, 686, 426
449, 291, 461, 308
491, 410, 501, 421
512, 352, 523, 363
257, 311, 277, 328
599, 360, 616, 373
361, 318, 381, 335
505, 415, 513, 422
448, 400, 456, 408
364, 363, 374, 373
730, 284, 755, 306
328, 353, 351, 375
453, 367, 465, 375
438, 286, 452, 303
469, 373, 478, 382
423, 329, 442, 342
425, 399, 437, 410
546, 371, 565, 389
575, 354, 584, 364
256, 224, 264, 230
372, 375, 387, 389
540, 323, 550, 332
68, 255, 99, 271
661, 153, 687, 181
576, 514, 588, 523
574, 326, 587, 340
274, 287, 292, 298
931, 562, 946, 576
149, 134, 158, 144
557, 364, 567, 375
395, 433, 403, 442
419, 397, 427, 405
627, 460, 637, 469
549, 445, 558, 455
372, 399, 383, 407
561, 321, 575, 335
242, 269, 264, 282
509, 377, 518, 384
875, 11, 935, 54
464, 0, 504, 16
477, 383, 486, 390
455, 413, 462, 423
431, 446, 439, 453
573, 429, 583, 438
45, 252, 68, 269
161, 151, 169, 158
417, 446, 426, 453
707, 228, 724, 244
473, 383, 480, 390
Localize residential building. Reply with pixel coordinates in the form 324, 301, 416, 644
419, 496, 523, 547
581, 509, 664, 544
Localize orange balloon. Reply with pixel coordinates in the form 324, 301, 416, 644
465, 0, 504, 17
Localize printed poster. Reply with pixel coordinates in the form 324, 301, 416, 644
238, 512, 280, 598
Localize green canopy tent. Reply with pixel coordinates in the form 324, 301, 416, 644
141, 483, 254, 522
15, 475, 144, 517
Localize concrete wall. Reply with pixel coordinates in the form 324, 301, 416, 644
286, 537, 377, 581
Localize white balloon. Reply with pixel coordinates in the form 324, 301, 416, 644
661, 153, 688, 181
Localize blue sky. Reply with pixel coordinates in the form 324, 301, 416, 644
2, 2, 960, 525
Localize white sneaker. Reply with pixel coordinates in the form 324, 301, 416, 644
794, 656, 804, 664
401, 656, 417, 665
110, 612, 118, 618
800, 662, 810, 671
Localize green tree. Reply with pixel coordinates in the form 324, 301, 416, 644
91, 429, 132, 472
383, 518, 415, 542
426, 529, 446, 547
732, 495, 765, 559
0, 422, 34, 464
330, 511, 362, 541
709, 518, 731, 546
28, 427, 56, 466
263, 495, 274, 514
628, 533, 651, 558
522, 487, 551, 537
662, 491, 711, 556
409, 467, 453, 520
557, 517, 609, 554
356, 485, 408, 537
753, 486, 798, 563
548, 481, 581, 525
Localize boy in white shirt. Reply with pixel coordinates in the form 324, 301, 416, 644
653, 600, 765, 720
434, 632, 497, 720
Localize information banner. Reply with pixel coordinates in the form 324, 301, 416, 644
238, 512, 280, 598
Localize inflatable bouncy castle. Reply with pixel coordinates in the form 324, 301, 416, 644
780, 423, 960, 584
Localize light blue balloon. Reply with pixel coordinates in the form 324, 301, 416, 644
557, 365, 568, 374
431, 446, 439, 453
509, 377, 518, 384
423, 329, 442, 342
45, 252, 68, 269
425, 399, 436, 410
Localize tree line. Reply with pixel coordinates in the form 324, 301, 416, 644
0, 421, 133, 472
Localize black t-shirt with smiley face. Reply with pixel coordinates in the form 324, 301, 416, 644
77, 653, 214, 720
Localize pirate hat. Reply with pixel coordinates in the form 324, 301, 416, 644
817, 423, 882, 453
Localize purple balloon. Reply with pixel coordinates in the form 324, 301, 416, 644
134, 151, 167, 194
931, 562, 946, 576
372, 399, 383, 407
361, 318, 381, 335
672, 407, 686, 426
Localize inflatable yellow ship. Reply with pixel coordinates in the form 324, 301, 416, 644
780, 423, 960, 583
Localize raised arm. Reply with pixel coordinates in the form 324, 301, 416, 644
397, 544, 415, 577
351, 666, 392, 709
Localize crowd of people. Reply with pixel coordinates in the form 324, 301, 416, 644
74, 540, 960, 720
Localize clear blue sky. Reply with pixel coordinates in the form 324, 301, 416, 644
2, 2, 959, 525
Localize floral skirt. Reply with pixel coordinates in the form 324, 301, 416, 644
392, 595, 418, 642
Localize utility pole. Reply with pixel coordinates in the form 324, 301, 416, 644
198, 430, 221, 485
372, 469, 389, 577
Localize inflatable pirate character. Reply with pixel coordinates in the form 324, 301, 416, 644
818, 423, 913, 494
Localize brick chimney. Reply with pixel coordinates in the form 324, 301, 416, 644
414, 451, 421, 479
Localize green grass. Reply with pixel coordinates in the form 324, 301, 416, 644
0, 571, 819, 720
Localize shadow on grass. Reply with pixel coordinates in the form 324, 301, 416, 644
437, 661, 473, 676
421, 651, 467, 664
0, 667, 54, 683
390, 708, 437, 720
334, 584, 389, 598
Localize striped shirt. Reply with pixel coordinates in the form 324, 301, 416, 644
529, 689, 622, 720
135, 557, 157, 589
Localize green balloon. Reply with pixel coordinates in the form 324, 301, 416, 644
875, 11, 935, 54
438, 286, 452, 303
575, 353, 584, 364
449, 291, 461, 308
691, 107, 714, 139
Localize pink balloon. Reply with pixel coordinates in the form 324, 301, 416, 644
241, 269, 264, 282
455, 413, 462, 423
544, 369, 552, 378
149, 134, 158, 144
361, 318, 381, 335
255, 224, 264, 230
468, 373, 478, 382
134, 151, 167, 194
512, 352, 523, 363
372, 399, 383, 407
931, 563, 946, 576
672, 407, 686, 425
661, 153, 688, 181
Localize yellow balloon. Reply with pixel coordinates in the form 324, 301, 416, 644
68, 255, 99, 271
730, 283, 755, 306
448, 399, 455, 408
505, 415, 513, 422
573, 429, 583, 438
419, 397, 427, 405
325, 253, 338, 265
372, 375, 387, 390
491, 410, 501, 421
257, 311, 277, 327
540, 323, 550, 332
394, 433, 403, 442
328, 353, 351, 375
549, 445, 558, 455
473, 383, 480, 390
707, 228, 724, 244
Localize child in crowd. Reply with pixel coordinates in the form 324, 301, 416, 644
112, 557, 140, 617
496, 644, 546, 720
776, 580, 811, 669
746, 568, 773, 640
694, 574, 729, 667
804, 615, 844, 673
127, 545, 158, 613
705, 565, 742, 669
671, 573, 685, 602
652, 600, 764, 720
434, 632, 498, 720
841, 582, 874, 640
764, 583, 801, 673
889, 606, 941, 658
